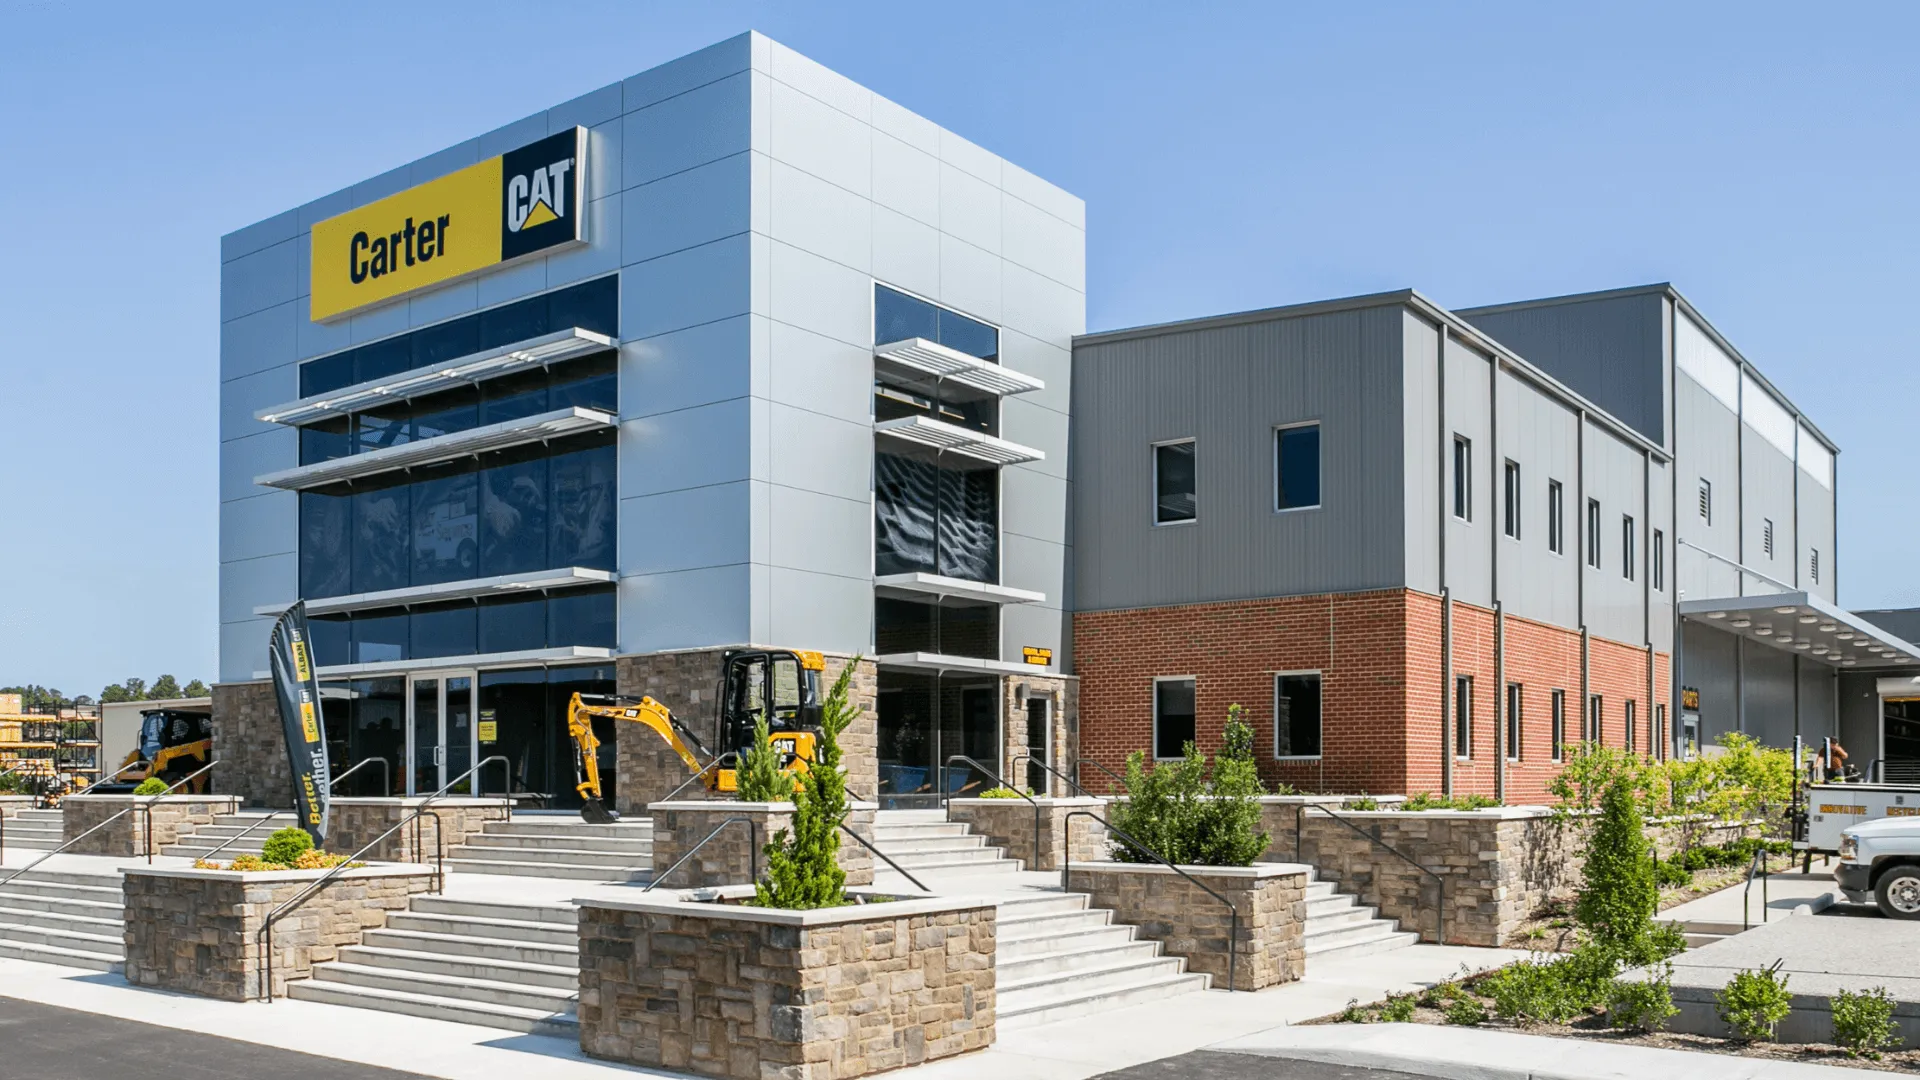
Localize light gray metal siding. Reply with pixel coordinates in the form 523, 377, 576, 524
1648, 458, 1673, 653
1402, 313, 1440, 594
1797, 660, 1838, 744
1740, 428, 1797, 593
1797, 468, 1837, 604
1459, 292, 1667, 446
1441, 337, 1493, 609
1673, 371, 1742, 600
1838, 671, 1882, 758
1683, 621, 1740, 744
1741, 642, 1798, 748
1494, 370, 1581, 630
1581, 420, 1651, 647
1070, 304, 1408, 612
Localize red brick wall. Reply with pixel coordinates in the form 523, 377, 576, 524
1073, 588, 1670, 804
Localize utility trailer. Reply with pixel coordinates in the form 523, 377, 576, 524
1797, 782, 1920, 855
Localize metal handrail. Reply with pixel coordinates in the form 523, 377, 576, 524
75, 757, 150, 795
328, 757, 392, 797
1060, 808, 1242, 992
0, 759, 223, 889
256, 755, 508, 1001
137, 760, 227, 862
941, 755, 1041, 863
1743, 845, 1772, 931
643, 815, 758, 892
658, 751, 739, 805
1010, 749, 1093, 799
1076, 756, 1127, 793
192, 810, 293, 864
1293, 803, 1449, 945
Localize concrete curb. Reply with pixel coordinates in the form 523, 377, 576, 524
1209, 1023, 1883, 1080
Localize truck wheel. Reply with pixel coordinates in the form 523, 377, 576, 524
1876, 866, 1920, 920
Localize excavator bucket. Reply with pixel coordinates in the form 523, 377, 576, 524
579, 797, 619, 825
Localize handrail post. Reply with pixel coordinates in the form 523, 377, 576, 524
1060, 808, 1242, 992
1299, 803, 1450, 946
943, 754, 1042, 869
643, 815, 759, 892
838, 820, 932, 893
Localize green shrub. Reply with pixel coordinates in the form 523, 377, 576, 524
1376, 992, 1418, 1023
1106, 705, 1268, 867
1717, 961, 1792, 1041
1644, 921, 1689, 962
1482, 955, 1582, 1025
734, 714, 793, 802
1399, 791, 1500, 812
1560, 943, 1625, 1009
1830, 986, 1897, 1060
0, 772, 27, 794
757, 659, 857, 909
1443, 996, 1488, 1026
132, 777, 170, 796
1576, 779, 1658, 958
1652, 859, 1692, 889
260, 826, 313, 866
977, 786, 1028, 799
1335, 998, 1371, 1024
1607, 963, 1678, 1033
1344, 795, 1380, 811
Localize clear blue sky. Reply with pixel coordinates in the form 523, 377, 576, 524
3, 2, 1916, 697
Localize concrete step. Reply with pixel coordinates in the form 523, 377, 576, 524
1304, 905, 1381, 932
999, 906, 1114, 938
450, 842, 648, 866
311, 959, 576, 1014
0, 869, 119, 889
450, 833, 651, 854
383, 912, 576, 947
999, 923, 1136, 961
0, 903, 120, 935
13, 810, 63, 823
333, 944, 578, 989
443, 857, 650, 882
286, 980, 576, 1038
0, 920, 124, 956
995, 893, 1093, 920
1304, 892, 1362, 918
0, 938, 123, 972
868, 836, 987, 856
358, 927, 577, 968
870, 822, 975, 841
409, 896, 577, 927
997, 938, 1167, 982
1305, 924, 1422, 961
1000, 954, 1188, 998
872, 848, 1018, 871
480, 821, 652, 840
999, 970, 1209, 1029
0, 881, 121, 905
1685, 932, 1731, 949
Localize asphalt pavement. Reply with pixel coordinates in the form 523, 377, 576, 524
1092, 1051, 1437, 1080
0, 995, 436, 1080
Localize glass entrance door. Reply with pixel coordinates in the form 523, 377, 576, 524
406, 670, 478, 795
1025, 698, 1051, 795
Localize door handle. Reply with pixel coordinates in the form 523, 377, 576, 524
435, 747, 444, 766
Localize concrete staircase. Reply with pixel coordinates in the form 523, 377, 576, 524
0, 868, 125, 971
871, 812, 1022, 877
446, 817, 653, 881
1302, 869, 1419, 962
162, 810, 294, 860
4, 808, 64, 851
288, 895, 577, 1035
996, 891, 1206, 1027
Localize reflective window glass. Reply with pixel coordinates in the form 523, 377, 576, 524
1154, 679, 1196, 759
412, 316, 479, 369
351, 609, 409, 664
301, 350, 355, 397
547, 275, 619, 337
410, 384, 479, 442
875, 285, 938, 344
410, 602, 477, 658
354, 337, 412, 386
355, 402, 412, 453
299, 416, 352, 466
937, 308, 998, 361
478, 669, 549, 800
410, 461, 479, 585
548, 587, 616, 647
547, 352, 617, 413
1276, 424, 1321, 510
549, 433, 616, 570
299, 488, 353, 599
309, 615, 351, 668
479, 367, 550, 425
1155, 441, 1197, 524
351, 484, 411, 593
479, 296, 548, 350
479, 595, 546, 653
479, 446, 548, 576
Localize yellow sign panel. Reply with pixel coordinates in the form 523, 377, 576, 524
1022, 646, 1053, 666
477, 720, 498, 743
309, 129, 584, 322
1819, 804, 1867, 815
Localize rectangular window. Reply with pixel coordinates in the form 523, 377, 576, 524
1154, 441, 1197, 525
1652, 529, 1665, 591
1505, 682, 1523, 761
1452, 437, 1472, 520
1624, 701, 1637, 753
1811, 548, 1821, 584
1586, 499, 1602, 569
1274, 672, 1323, 758
1503, 461, 1521, 539
1698, 478, 1712, 523
1763, 517, 1775, 559
1153, 677, 1197, 760
1454, 676, 1473, 759
1587, 694, 1603, 743
1274, 423, 1322, 511
874, 284, 999, 360
1547, 480, 1564, 554
1551, 690, 1566, 761
1622, 515, 1636, 581
1655, 704, 1667, 758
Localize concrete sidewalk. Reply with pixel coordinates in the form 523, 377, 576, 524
1212, 1022, 1886, 1079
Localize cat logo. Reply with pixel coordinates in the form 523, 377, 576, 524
311, 127, 586, 321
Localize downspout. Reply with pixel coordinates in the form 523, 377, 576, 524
1578, 409, 1589, 745
1491, 355, 1505, 802
1644, 448, 1654, 758
1669, 297, 1683, 760
1439, 324, 1453, 797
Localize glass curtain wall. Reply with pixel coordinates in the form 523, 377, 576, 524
874, 454, 998, 583
876, 671, 1000, 808
307, 585, 615, 668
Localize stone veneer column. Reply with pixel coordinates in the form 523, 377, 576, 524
61, 795, 240, 856
322, 798, 511, 862
1066, 862, 1309, 990
948, 796, 1107, 871
210, 680, 287, 808
1000, 674, 1076, 797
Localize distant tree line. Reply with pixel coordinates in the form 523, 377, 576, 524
2, 676, 211, 711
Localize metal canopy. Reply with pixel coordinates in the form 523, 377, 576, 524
874, 572, 1045, 607
253, 566, 615, 618
875, 652, 1051, 677
1680, 591, 1920, 668
254, 644, 614, 681
256, 328, 615, 427
254, 407, 615, 491
874, 415, 1045, 467
873, 338, 1044, 401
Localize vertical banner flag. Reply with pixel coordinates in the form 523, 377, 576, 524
268, 601, 332, 845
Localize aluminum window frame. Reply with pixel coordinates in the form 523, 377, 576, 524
1454, 675, 1474, 760
1503, 460, 1521, 540
1152, 438, 1198, 527
1622, 514, 1637, 581
1652, 529, 1665, 592
1625, 700, 1637, 753
1547, 479, 1565, 555
1272, 420, 1324, 515
1551, 689, 1566, 761
1152, 675, 1199, 761
1505, 681, 1523, 761
1586, 498, 1602, 569
1452, 435, 1473, 521
1271, 669, 1324, 761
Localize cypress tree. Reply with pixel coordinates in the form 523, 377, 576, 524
756, 659, 858, 909
734, 714, 790, 803
1576, 776, 1658, 958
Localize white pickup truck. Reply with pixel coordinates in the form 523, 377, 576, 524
1836, 817, 1920, 919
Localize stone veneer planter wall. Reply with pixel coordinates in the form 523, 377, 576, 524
1065, 861, 1309, 990
122, 864, 435, 1000
62, 794, 240, 856
648, 801, 877, 888
323, 797, 512, 862
578, 887, 995, 1079
0, 795, 34, 818
1254, 795, 1406, 862
947, 796, 1107, 871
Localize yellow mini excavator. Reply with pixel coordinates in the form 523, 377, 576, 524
568, 649, 827, 823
